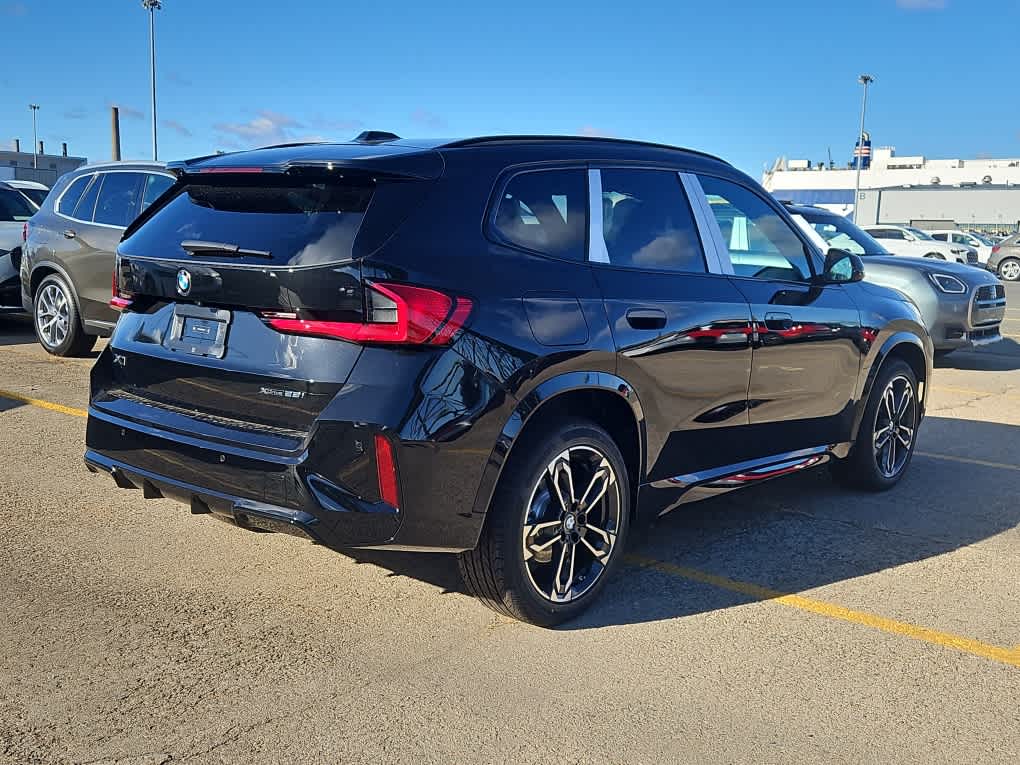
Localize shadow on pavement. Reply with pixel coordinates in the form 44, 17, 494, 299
937, 337, 1020, 372
345, 415, 1020, 629
0, 315, 36, 347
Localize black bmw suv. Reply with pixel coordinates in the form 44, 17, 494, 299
85, 134, 932, 625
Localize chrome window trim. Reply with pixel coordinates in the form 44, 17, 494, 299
54, 169, 175, 230
679, 172, 730, 275
587, 169, 610, 263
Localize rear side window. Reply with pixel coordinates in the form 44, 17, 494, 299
141, 173, 174, 212
492, 169, 587, 260
598, 169, 705, 272
0, 188, 34, 222
57, 175, 92, 216
73, 174, 103, 222
94, 172, 145, 227
119, 177, 376, 267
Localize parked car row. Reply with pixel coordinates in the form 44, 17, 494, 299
862, 224, 978, 265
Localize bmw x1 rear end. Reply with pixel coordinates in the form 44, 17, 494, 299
85, 136, 505, 557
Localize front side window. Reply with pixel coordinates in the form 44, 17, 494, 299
492, 169, 587, 260
57, 175, 92, 216
597, 169, 705, 272
0, 188, 35, 222
698, 175, 812, 281
94, 172, 145, 227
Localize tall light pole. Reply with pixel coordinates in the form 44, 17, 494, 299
853, 74, 875, 222
142, 0, 162, 160
29, 104, 40, 169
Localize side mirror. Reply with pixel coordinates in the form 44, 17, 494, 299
818, 248, 864, 284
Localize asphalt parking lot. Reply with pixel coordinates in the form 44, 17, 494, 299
1, 288, 1018, 765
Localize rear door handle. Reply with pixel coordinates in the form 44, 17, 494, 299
626, 308, 667, 330
764, 312, 793, 330
62, 229, 76, 239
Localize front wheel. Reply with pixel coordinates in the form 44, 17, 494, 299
998, 257, 1020, 282
459, 419, 631, 626
831, 359, 919, 491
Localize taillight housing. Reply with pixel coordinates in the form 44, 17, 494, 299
991, 245, 1001, 255
264, 282, 473, 346
22, 222, 28, 243
109, 262, 132, 311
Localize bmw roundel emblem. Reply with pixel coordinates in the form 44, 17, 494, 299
176, 268, 192, 296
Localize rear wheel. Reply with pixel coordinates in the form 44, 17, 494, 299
459, 419, 630, 627
33, 274, 96, 357
923, 252, 946, 260
998, 257, 1020, 282
832, 359, 919, 491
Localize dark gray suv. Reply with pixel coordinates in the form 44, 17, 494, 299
21, 162, 174, 355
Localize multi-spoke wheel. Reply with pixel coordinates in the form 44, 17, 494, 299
998, 257, 1020, 282
873, 375, 916, 479
459, 419, 630, 626
33, 274, 95, 357
521, 446, 622, 604
831, 358, 920, 491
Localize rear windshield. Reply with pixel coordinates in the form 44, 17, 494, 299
120, 178, 376, 266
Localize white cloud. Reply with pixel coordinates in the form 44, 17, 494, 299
578, 125, 614, 137
161, 119, 192, 137
214, 110, 331, 147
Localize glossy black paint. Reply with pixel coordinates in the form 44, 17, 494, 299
85, 137, 932, 553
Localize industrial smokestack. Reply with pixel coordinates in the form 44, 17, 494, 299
111, 106, 121, 161
38, 140, 44, 155
62, 142, 68, 157
13, 138, 19, 152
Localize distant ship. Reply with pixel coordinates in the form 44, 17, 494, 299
762, 133, 1020, 225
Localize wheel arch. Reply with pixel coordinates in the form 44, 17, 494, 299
852, 333, 929, 442
30, 260, 83, 313
469, 372, 646, 528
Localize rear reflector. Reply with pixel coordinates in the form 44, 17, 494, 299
264, 282, 472, 346
374, 433, 400, 509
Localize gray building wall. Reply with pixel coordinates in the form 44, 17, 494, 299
855, 187, 1020, 233
0, 150, 88, 187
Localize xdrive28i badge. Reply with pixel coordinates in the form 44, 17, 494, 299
176, 269, 192, 296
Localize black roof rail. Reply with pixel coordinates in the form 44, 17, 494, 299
354, 131, 402, 144
439, 135, 729, 164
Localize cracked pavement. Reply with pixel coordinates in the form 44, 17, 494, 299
1, 285, 1019, 764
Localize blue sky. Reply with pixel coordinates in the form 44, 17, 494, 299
2, 0, 1017, 177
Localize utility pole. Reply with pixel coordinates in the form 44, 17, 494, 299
142, 0, 162, 160
29, 104, 40, 169
853, 74, 875, 222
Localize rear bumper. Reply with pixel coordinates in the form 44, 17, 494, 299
84, 405, 467, 551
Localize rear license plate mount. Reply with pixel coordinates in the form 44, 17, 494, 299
167, 304, 231, 359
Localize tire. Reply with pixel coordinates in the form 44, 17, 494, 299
458, 418, 631, 627
831, 358, 919, 491
923, 252, 946, 260
33, 274, 96, 357
997, 257, 1020, 282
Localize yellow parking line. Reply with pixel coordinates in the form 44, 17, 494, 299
626, 554, 1020, 668
0, 388, 87, 418
915, 451, 1020, 473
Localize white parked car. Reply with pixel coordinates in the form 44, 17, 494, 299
1, 182, 40, 312
3, 179, 49, 208
863, 224, 978, 265
927, 229, 995, 264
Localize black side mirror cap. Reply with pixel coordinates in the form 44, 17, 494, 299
817, 248, 865, 284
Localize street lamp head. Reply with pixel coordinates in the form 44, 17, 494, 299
858, 74, 875, 85
141, 0, 162, 9
29, 104, 39, 110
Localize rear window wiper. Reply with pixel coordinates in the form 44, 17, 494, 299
180, 240, 272, 259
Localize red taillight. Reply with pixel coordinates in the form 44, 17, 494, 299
265, 282, 473, 346
992, 245, 1001, 255
374, 433, 400, 509
109, 266, 132, 311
